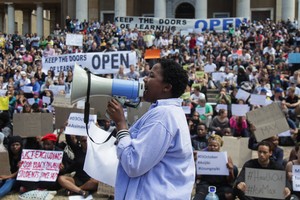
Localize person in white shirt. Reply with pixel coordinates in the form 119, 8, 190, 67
263, 42, 276, 58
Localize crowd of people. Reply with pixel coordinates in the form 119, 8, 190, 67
0, 15, 300, 199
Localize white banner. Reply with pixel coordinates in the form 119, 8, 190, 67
66, 33, 83, 47
115, 16, 247, 32
42, 51, 137, 75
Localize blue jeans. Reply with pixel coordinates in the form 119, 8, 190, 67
0, 178, 16, 198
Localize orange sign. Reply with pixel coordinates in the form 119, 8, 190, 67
144, 49, 161, 59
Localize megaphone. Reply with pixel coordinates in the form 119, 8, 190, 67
70, 63, 145, 105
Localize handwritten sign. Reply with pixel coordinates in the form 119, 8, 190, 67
246, 103, 289, 141
65, 113, 97, 136
196, 151, 229, 176
293, 165, 300, 191
17, 149, 63, 182
245, 168, 286, 199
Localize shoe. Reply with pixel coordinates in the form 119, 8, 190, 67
79, 190, 89, 198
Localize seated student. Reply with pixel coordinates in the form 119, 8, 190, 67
234, 141, 291, 199
193, 134, 236, 200
196, 97, 213, 127
209, 109, 230, 136
58, 136, 98, 198
192, 123, 209, 151
18, 133, 70, 192
248, 134, 284, 166
188, 111, 202, 138
230, 115, 249, 137
0, 136, 23, 198
286, 143, 300, 199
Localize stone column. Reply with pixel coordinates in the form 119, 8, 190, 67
195, 0, 207, 19
6, 3, 15, 34
154, 0, 166, 18
23, 9, 31, 35
0, 9, 4, 32
236, 0, 251, 19
50, 9, 56, 35
282, 0, 295, 21
36, 3, 44, 37
115, 0, 127, 17
76, 0, 88, 22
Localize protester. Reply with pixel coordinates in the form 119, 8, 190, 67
0, 136, 23, 198
106, 59, 195, 199
234, 141, 291, 199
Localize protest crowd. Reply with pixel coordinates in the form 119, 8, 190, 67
1, 15, 300, 199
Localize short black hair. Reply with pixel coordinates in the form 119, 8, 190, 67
159, 59, 188, 98
258, 140, 273, 152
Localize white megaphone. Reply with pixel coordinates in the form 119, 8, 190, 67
70, 63, 145, 106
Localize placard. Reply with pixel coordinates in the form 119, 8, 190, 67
65, 113, 97, 136
212, 72, 225, 82
204, 65, 216, 73
196, 151, 229, 175
231, 104, 250, 116
49, 85, 66, 96
235, 89, 250, 102
66, 33, 83, 47
54, 107, 94, 129
246, 103, 290, 141
42, 96, 51, 105
17, 149, 63, 182
27, 98, 35, 105
196, 107, 206, 115
182, 106, 191, 114
13, 113, 53, 137
221, 137, 252, 168
215, 104, 228, 112
245, 168, 286, 199
249, 94, 266, 106
293, 165, 300, 191
0, 89, 7, 96
144, 49, 160, 59
22, 86, 33, 93
0, 150, 11, 175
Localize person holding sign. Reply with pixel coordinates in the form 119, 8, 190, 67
0, 136, 23, 198
106, 59, 195, 199
193, 134, 236, 200
286, 143, 300, 199
234, 141, 291, 199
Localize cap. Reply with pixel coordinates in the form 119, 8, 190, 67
41, 133, 57, 142
275, 87, 283, 93
260, 88, 267, 93
20, 71, 26, 76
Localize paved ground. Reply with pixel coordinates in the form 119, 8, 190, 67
2, 146, 294, 200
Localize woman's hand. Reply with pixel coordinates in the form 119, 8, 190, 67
107, 98, 127, 130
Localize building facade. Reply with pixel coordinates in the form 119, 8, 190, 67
0, 0, 299, 36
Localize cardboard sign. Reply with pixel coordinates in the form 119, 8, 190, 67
0, 150, 11, 175
196, 151, 229, 175
17, 149, 63, 182
221, 136, 252, 168
127, 102, 151, 125
51, 94, 72, 107
97, 182, 114, 196
89, 96, 113, 120
144, 49, 160, 59
245, 168, 286, 199
54, 107, 94, 129
66, 33, 83, 47
13, 113, 53, 137
246, 103, 289, 141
